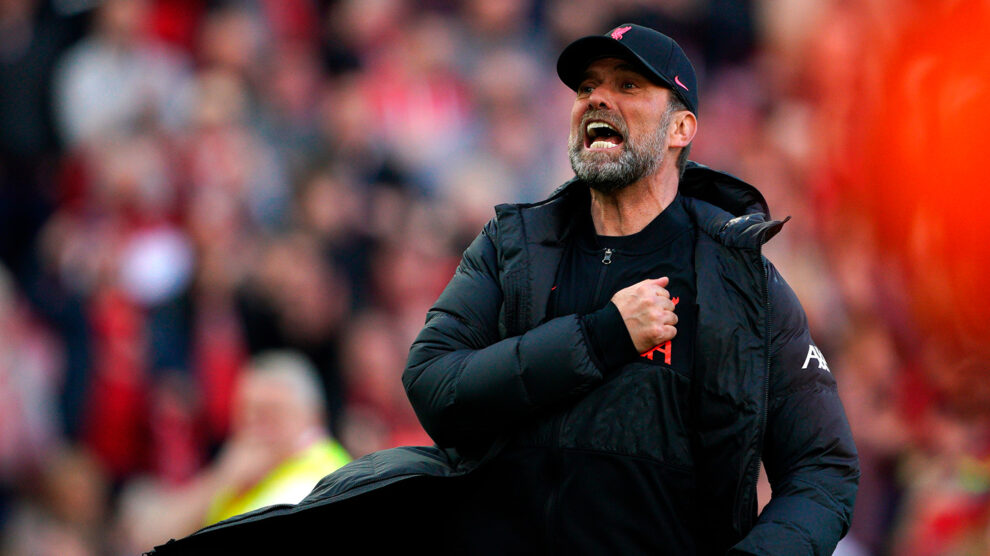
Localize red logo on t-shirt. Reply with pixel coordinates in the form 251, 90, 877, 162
640, 296, 679, 364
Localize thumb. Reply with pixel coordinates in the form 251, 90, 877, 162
653, 276, 670, 287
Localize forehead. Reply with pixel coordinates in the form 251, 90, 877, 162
238, 373, 292, 403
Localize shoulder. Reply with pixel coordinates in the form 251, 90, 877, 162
458, 218, 500, 277
764, 260, 837, 399
766, 260, 810, 349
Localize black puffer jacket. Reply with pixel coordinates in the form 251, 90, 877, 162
149, 163, 859, 556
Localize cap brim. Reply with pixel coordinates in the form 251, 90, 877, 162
556, 35, 677, 94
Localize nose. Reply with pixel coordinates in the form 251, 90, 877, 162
586, 85, 614, 110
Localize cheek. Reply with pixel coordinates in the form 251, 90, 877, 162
570, 100, 587, 128
629, 109, 662, 142
568, 109, 583, 143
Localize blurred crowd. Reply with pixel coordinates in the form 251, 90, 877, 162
0, 0, 988, 554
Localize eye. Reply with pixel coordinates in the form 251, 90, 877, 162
622, 81, 637, 90
578, 84, 594, 95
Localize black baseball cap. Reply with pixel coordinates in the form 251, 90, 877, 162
557, 23, 698, 115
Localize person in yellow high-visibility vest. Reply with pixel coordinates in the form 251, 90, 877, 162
204, 350, 351, 524
125, 351, 350, 550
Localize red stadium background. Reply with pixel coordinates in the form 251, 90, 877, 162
0, 0, 987, 554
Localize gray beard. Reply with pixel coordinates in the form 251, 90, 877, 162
568, 112, 670, 194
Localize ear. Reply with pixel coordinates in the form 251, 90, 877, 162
668, 111, 697, 148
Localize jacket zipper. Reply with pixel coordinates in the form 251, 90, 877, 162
738, 256, 773, 532
756, 259, 772, 522
590, 248, 612, 308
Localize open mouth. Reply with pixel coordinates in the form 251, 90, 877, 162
584, 120, 624, 150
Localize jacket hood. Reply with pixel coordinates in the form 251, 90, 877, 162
498, 161, 787, 250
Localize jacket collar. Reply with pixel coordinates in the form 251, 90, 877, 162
496, 161, 787, 250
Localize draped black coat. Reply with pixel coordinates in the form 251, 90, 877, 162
150, 163, 859, 555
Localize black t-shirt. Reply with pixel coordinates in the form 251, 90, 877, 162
550, 193, 698, 376
454, 195, 701, 554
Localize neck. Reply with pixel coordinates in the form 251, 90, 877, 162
589, 163, 679, 236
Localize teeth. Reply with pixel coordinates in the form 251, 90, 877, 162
589, 140, 619, 149
587, 121, 618, 135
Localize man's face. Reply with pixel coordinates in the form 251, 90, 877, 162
233, 373, 311, 451
568, 57, 674, 193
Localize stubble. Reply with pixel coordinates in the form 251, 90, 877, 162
568, 106, 674, 194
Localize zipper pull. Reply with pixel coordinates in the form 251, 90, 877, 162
602, 248, 613, 265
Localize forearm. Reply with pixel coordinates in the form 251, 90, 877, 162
124, 467, 230, 550
730, 461, 859, 555
403, 312, 603, 447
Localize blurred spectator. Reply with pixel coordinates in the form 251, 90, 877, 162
837, 321, 912, 554
144, 0, 207, 54
544, 0, 612, 48
458, 0, 548, 67
0, 1, 985, 553
0, 0, 85, 296
1, 445, 108, 556
182, 200, 251, 443
52, 0, 192, 147
323, 0, 407, 66
463, 46, 568, 200
257, 40, 324, 177
312, 71, 403, 187
293, 166, 375, 308
43, 125, 196, 478
237, 234, 350, 424
367, 231, 458, 341
890, 408, 990, 556
196, 5, 260, 76
0, 0, 82, 159
117, 351, 350, 552
0, 263, 63, 483
338, 311, 429, 456
358, 13, 473, 189
183, 67, 290, 229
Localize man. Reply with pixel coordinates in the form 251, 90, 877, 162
150, 24, 857, 555
401, 23, 858, 554
128, 351, 350, 551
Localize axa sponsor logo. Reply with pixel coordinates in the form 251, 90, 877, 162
802, 344, 830, 372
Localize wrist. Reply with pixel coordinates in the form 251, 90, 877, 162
580, 302, 639, 373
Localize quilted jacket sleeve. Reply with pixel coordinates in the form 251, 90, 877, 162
730, 262, 860, 555
402, 219, 604, 449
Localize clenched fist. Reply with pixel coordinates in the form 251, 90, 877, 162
611, 277, 678, 353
